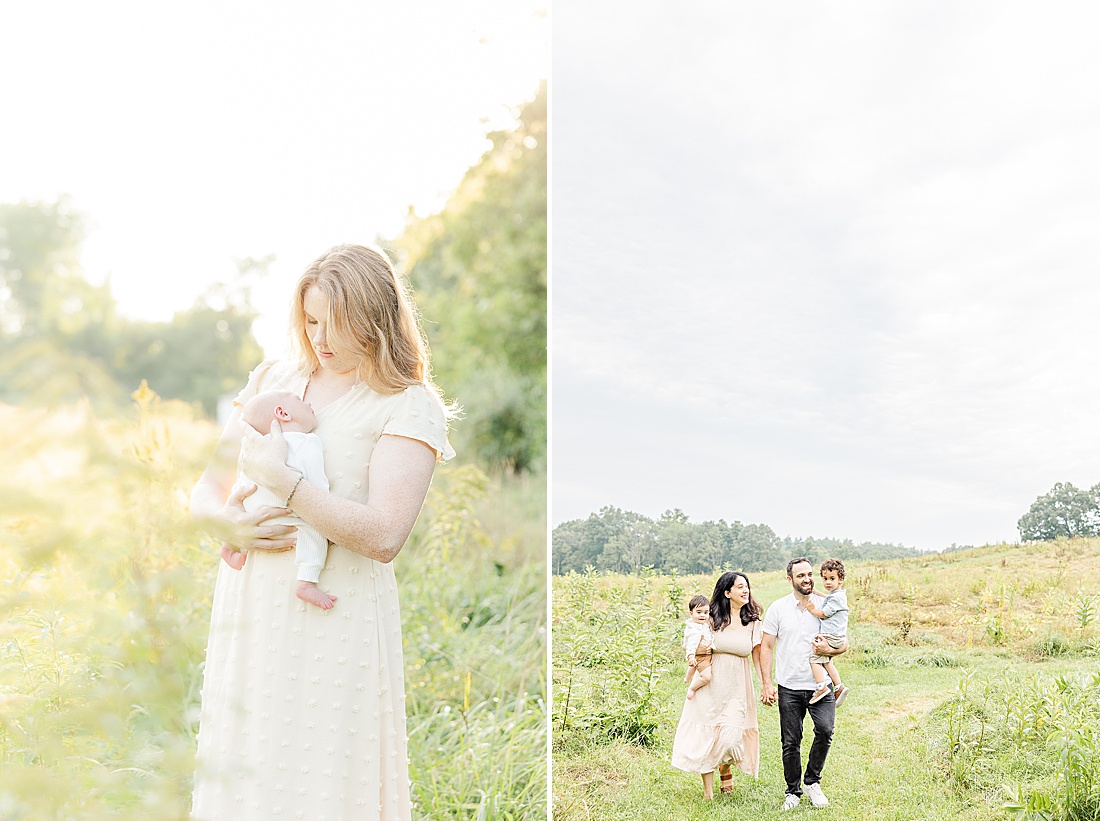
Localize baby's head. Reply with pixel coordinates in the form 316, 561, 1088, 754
688, 594, 710, 624
819, 558, 846, 592
240, 390, 317, 435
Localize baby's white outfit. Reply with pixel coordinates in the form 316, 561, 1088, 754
683, 619, 713, 660
237, 431, 330, 583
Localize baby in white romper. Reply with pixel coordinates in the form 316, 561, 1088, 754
221, 389, 335, 609
683, 594, 714, 699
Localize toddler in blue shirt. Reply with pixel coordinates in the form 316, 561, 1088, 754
798, 557, 849, 707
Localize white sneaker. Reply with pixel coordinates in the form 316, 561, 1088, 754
782, 793, 801, 811
805, 782, 829, 807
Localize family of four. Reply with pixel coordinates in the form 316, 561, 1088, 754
671, 557, 850, 810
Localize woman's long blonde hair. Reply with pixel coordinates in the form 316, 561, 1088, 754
289, 244, 432, 394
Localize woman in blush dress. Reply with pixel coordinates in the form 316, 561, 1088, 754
189, 244, 455, 820
670, 571, 764, 800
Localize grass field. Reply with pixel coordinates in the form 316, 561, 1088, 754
552, 544, 1100, 821
0, 393, 546, 820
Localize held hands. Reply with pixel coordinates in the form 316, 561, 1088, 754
760, 683, 777, 706
217, 481, 297, 554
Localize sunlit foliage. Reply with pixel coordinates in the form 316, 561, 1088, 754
394, 82, 547, 473
0, 394, 545, 819
0, 199, 262, 416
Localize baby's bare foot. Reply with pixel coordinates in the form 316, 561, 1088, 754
220, 546, 246, 570
687, 687, 696, 700
296, 581, 337, 609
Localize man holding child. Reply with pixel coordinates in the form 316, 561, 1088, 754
760, 557, 849, 811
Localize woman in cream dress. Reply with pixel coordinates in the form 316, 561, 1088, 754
671, 571, 764, 800
189, 245, 454, 820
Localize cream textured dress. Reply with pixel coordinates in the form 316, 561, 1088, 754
670, 618, 762, 778
191, 360, 454, 821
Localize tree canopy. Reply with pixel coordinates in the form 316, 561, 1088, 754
1017, 482, 1100, 541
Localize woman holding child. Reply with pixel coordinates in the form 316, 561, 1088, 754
189, 244, 454, 820
671, 571, 765, 799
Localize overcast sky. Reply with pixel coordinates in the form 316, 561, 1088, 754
1, 1, 545, 355
552, 1, 1100, 551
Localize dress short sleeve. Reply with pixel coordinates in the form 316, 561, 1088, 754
381, 384, 456, 462
750, 619, 763, 649
232, 359, 279, 408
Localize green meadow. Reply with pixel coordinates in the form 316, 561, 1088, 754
0, 393, 545, 820
552, 543, 1100, 821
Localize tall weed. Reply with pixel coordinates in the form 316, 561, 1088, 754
552, 569, 676, 749
0, 395, 546, 820
935, 667, 1100, 821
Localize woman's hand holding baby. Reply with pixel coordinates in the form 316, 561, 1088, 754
239, 419, 299, 500
218, 482, 297, 553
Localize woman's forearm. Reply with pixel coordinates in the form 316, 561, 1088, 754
191, 475, 231, 521
191, 407, 243, 522
281, 482, 408, 563
288, 435, 437, 564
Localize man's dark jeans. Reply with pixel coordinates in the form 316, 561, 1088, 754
777, 684, 835, 796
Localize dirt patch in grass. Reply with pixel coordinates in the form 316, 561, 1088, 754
875, 695, 939, 723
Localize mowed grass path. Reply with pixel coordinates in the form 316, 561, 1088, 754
553, 543, 1100, 821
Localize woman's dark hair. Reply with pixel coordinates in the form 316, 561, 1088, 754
709, 571, 762, 632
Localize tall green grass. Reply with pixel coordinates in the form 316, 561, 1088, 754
0, 392, 546, 819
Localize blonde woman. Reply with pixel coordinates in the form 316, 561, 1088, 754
190, 244, 455, 820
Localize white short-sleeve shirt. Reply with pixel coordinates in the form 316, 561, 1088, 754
762, 592, 826, 690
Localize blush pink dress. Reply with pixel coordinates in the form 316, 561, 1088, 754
670, 618, 762, 778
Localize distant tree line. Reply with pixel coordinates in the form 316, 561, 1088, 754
0, 197, 263, 416
1018, 482, 1100, 541
551, 506, 920, 576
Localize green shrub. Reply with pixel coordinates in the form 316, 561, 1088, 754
1030, 633, 1074, 660
552, 569, 675, 749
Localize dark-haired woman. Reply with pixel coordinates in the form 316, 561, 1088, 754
671, 571, 764, 799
